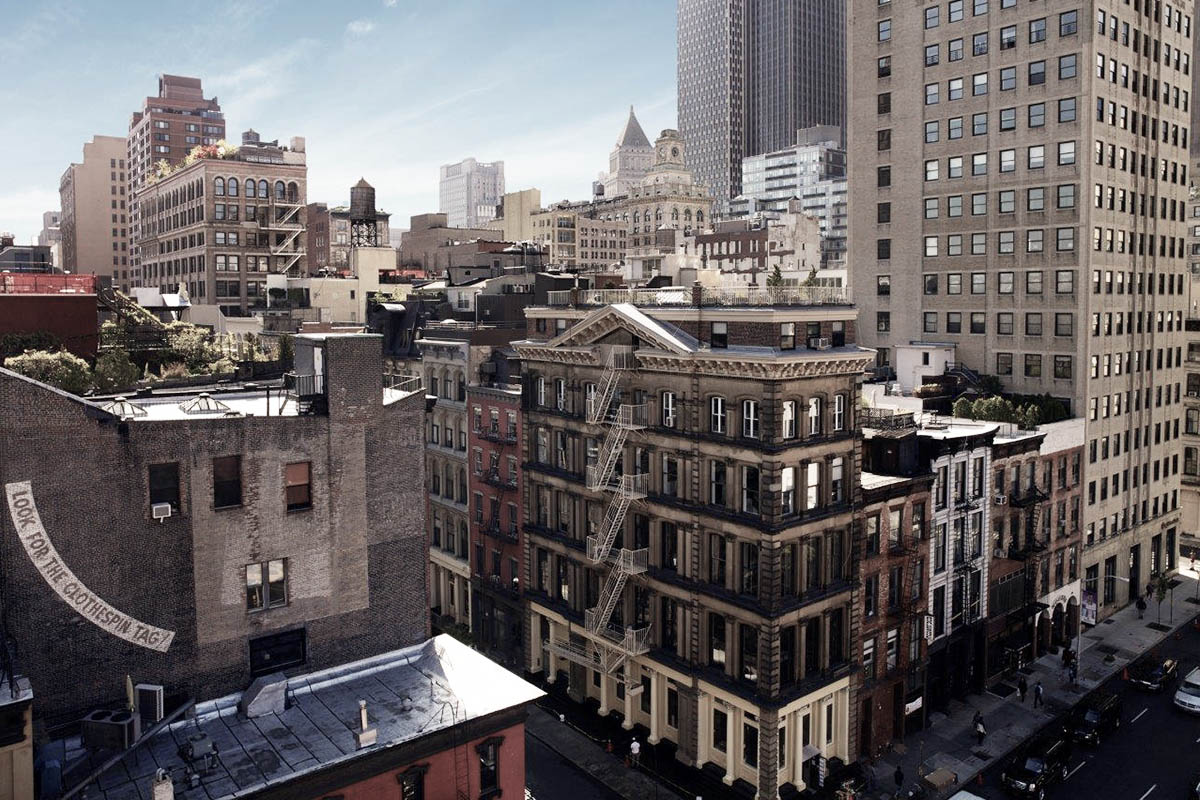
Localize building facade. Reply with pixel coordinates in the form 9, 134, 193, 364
601, 107, 655, 198
134, 132, 307, 314
677, 0, 847, 214
516, 286, 872, 797
399, 213, 501, 276
849, 0, 1191, 620
440, 158, 505, 229
684, 208, 825, 286
468, 377, 525, 670
0, 334, 427, 724
128, 75, 225, 287
529, 209, 629, 272
59, 135, 131, 290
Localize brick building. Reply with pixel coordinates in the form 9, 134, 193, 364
468, 360, 524, 670
857, 413, 935, 758
515, 285, 873, 797
134, 130, 307, 313
0, 333, 427, 724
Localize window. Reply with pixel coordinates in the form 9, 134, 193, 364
925, 120, 939, 142
1057, 184, 1076, 209
1029, 60, 1045, 85
782, 400, 797, 439
1000, 107, 1016, 130
742, 466, 760, 514
877, 312, 890, 332
925, 85, 940, 107
877, 165, 891, 187
948, 77, 964, 100
997, 352, 1013, 375
1059, 54, 1077, 79
1029, 17, 1046, 43
1024, 354, 1042, 377
1029, 103, 1046, 127
1054, 356, 1072, 379
972, 272, 986, 294
1025, 312, 1043, 336
477, 739, 501, 793
661, 391, 677, 428
1000, 25, 1016, 49
148, 463, 180, 511
1056, 227, 1075, 251
1027, 229, 1044, 252
999, 67, 1014, 91
808, 397, 822, 435
879, 92, 893, 113
1000, 149, 1016, 172
925, 236, 939, 257
285, 462, 311, 510
974, 72, 989, 95
878, 56, 891, 78
948, 116, 963, 139
1028, 145, 1045, 168
972, 112, 987, 135
997, 313, 1014, 335
213, 455, 242, 508
970, 313, 986, 334
710, 396, 726, 433
924, 6, 938, 27
833, 394, 846, 431
924, 312, 938, 333
742, 399, 759, 439
1028, 187, 1045, 211
398, 767, 425, 800
947, 312, 962, 333
1055, 270, 1074, 293
999, 190, 1015, 213
925, 44, 940, 66
780, 322, 796, 350
1058, 97, 1077, 122
713, 708, 728, 751
1059, 9, 1078, 35
1055, 313, 1074, 337
245, 559, 287, 611
999, 272, 1014, 294
972, 153, 987, 175
948, 195, 963, 217
878, 18, 892, 40
999, 231, 1015, 253
877, 129, 892, 151
711, 321, 728, 348
949, 156, 963, 178
925, 160, 939, 181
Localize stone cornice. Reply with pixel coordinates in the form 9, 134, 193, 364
635, 351, 875, 379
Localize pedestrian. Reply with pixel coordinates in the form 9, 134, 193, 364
1136, 596, 1147, 619
1033, 680, 1044, 708
1018, 675, 1029, 702
629, 737, 640, 767
894, 764, 904, 794
975, 718, 987, 745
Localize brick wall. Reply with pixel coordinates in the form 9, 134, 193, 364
0, 337, 427, 724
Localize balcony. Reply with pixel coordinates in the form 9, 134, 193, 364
584, 536, 649, 573
483, 468, 517, 492
483, 516, 519, 544
585, 470, 649, 499
581, 612, 652, 657
479, 425, 518, 445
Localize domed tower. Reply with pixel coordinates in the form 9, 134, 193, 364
645, 129, 694, 186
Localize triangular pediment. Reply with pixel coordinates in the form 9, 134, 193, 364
547, 303, 694, 355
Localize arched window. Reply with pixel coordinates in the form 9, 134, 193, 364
258, 179, 269, 199
214, 177, 225, 196
227, 177, 239, 197
684, 208, 693, 222
633, 211, 640, 224
671, 207, 680, 222
287, 182, 299, 203
697, 210, 704, 224
274, 181, 285, 200
655, 207, 663, 222
444, 464, 454, 498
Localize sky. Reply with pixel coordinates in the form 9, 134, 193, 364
0, 0, 678, 244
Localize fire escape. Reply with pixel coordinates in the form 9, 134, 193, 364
264, 189, 306, 275
548, 347, 651, 676
1009, 482, 1050, 612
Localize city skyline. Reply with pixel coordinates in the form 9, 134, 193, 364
0, 0, 676, 244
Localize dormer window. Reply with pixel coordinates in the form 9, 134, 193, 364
711, 322, 728, 348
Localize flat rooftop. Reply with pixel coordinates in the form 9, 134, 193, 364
542, 285, 850, 308
48, 635, 543, 800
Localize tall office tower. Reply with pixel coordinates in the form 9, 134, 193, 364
848, 0, 1192, 620
128, 75, 225, 286
677, 0, 846, 215
59, 135, 131, 290
439, 158, 505, 229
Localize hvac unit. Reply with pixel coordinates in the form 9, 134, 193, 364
994, 494, 1008, 505
808, 337, 833, 350
151, 503, 173, 521
81, 709, 139, 751
136, 683, 165, 726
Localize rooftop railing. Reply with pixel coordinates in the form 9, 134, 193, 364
543, 284, 848, 308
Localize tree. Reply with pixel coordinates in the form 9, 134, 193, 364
767, 263, 785, 288
277, 334, 295, 368
163, 321, 221, 372
952, 397, 974, 418
93, 348, 141, 393
1154, 573, 1171, 625
4, 350, 92, 395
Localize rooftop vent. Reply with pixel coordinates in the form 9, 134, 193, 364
99, 396, 148, 418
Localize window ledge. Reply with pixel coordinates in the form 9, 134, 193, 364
286, 505, 313, 515
214, 504, 243, 512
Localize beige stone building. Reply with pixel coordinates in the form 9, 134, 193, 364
59, 135, 131, 290
488, 188, 542, 243
529, 208, 628, 272
516, 285, 871, 797
849, 0, 1191, 619
134, 134, 307, 315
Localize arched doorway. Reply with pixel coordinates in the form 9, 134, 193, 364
1051, 603, 1066, 649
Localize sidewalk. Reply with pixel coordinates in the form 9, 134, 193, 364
868, 570, 1200, 798
526, 703, 687, 799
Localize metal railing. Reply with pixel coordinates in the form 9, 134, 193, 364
0, 273, 97, 294
585, 537, 649, 572
544, 285, 847, 308
286, 372, 324, 396
585, 469, 649, 498
861, 407, 916, 431
384, 374, 423, 394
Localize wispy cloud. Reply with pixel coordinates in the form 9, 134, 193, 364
207, 39, 322, 123
383, 0, 398, 6
345, 19, 376, 36
0, 188, 62, 245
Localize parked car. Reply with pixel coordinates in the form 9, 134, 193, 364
1000, 727, 1073, 799
1173, 667, 1200, 714
1127, 656, 1179, 692
1189, 771, 1200, 800
1066, 691, 1123, 745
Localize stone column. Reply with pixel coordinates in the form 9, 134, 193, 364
544, 618, 557, 683
723, 705, 737, 785
598, 669, 611, 715
648, 670, 661, 744
757, 706, 782, 800
622, 669, 635, 730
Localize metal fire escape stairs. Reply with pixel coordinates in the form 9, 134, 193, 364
548, 347, 651, 678
264, 197, 306, 275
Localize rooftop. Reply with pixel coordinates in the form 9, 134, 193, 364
46, 635, 544, 800
543, 285, 849, 309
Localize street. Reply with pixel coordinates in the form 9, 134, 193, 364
970, 612, 1200, 800
526, 731, 625, 800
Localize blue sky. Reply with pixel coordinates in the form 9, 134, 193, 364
0, 0, 677, 243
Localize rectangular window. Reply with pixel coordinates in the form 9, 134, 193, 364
285, 461, 312, 510
780, 322, 796, 350
213, 455, 242, 508
711, 321, 727, 348
148, 463, 180, 511
245, 559, 287, 611
710, 396, 726, 433
478, 741, 500, 792
742, 399, 759, 439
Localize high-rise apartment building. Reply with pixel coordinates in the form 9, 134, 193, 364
128, 75, 225, 286
439, 158, 505, 229
59, 136, 131, 290
849, 0, 1192, 620
677, 0, 846, 215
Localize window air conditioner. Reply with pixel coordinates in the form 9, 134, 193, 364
151, 503, 172, 521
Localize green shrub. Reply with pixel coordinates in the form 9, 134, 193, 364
3, 350, 92, 395
93, 348, 141, 393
